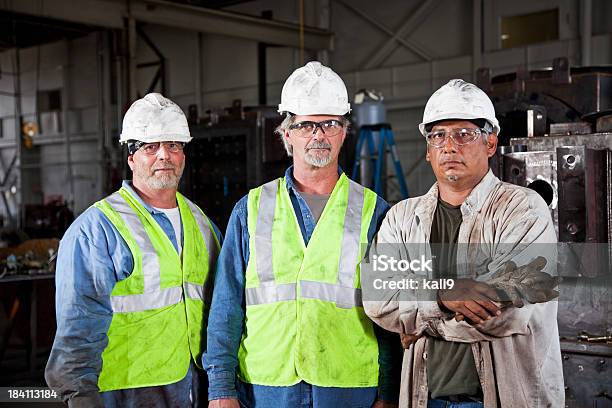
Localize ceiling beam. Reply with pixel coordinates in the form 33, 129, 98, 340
360, 0, 438, 69
334, 0, 431, 62
0, 0, 333, 50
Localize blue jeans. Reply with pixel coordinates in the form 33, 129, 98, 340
237, 380, 377, 408
427, 398, 484, 408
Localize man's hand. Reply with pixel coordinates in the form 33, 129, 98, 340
372, 400, 398, 408
209, 398, 240, 408
400, 333, 421, 349
438, 278, 501, 325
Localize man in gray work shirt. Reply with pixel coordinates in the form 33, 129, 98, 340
362, 79, 564, 407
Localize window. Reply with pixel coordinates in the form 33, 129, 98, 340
501, 9, 559, 49
37, 89, 62, 111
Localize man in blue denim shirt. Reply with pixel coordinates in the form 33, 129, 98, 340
45, 94, 222, 408
204, 62, 401, 408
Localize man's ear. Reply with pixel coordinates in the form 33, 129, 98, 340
486, 133, 498, 157
127, 154, 135, 171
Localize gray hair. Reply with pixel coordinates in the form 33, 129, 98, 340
274, 113, 351, 157
275, 114, 297, 156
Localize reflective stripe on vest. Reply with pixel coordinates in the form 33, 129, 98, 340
246, 178, 365, 308
103, 190, 216, 312
181, 196, 219, 304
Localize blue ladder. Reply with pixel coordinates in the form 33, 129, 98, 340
351, 124, 409, 199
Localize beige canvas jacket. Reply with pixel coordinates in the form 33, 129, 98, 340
363, 170, 564, 408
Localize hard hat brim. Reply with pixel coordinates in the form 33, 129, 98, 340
419, 113, 500, 136
119, 133, 193, 144
278, 103, 351, 116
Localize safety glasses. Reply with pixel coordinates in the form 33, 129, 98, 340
135, 141, 186, 155
425, 128, 488, 148
288, 119, 345, 138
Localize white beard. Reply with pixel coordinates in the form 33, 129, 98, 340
134, 161, 185, 190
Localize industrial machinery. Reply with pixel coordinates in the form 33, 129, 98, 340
181, 106, 289, 228
478, 59, 612, 407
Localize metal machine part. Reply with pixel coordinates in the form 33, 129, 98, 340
557, 146, 608, 245
597, 114, 612, 132
485, 61, 612, 408
502, 150, 558, 224
550, 122, 593, 135
486, 65, 612, 131
561, 340, 612, 408
510, 134, 612, 257
489, 144, 526, 179
496, 105, 547, 141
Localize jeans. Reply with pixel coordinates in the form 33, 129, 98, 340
427, 398, 484, 408
237, 380, 377, 408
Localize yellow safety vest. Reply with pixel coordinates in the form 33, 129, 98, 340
94, 187, 219, 391
238, 174, 379, 387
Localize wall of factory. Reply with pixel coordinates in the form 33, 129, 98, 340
225, 0, 612, 199
0, 34, 103, 216
137, 0, 612, 200
2, 0, 611, 217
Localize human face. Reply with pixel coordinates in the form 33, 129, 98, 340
128, 141, 186, 191
425, 120, 497, 186
284, 114, 347, 168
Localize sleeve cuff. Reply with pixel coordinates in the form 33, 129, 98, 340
207, 370, 238, 401
417, 299, 448, 322
67, 392, 104, 408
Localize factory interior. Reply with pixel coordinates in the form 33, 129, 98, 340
0, 0, 610, 407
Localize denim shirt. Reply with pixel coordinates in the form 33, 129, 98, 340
45, 181, 222, 407
203, 167, 401, 402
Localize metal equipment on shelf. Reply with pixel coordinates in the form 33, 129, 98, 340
479, 59, 612, 407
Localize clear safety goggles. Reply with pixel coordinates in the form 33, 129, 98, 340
424, 128, 488, 148
288, 119, 345, 138
134, 141, 186, 155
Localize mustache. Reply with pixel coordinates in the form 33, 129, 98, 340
306, 141, 332, 151
438, 156, 465, 165
152, 164, 177, 172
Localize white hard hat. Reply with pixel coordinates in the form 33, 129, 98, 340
419, 79, 500, 136
278, 61, 351, 116
120, 93, 192, 144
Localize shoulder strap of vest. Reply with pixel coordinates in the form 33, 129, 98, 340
178, 193, 220, 250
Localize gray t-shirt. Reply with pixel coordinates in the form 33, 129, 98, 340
300, 192, 331, 223
427, 198, 482, 399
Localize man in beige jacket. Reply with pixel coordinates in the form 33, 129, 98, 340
362, 79, 564, 407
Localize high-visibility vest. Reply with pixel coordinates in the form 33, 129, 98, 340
238, 174, 379, 387
93, 187, 219, 392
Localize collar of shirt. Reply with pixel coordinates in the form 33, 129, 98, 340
122, 180, 174, 215
121, 180, 181, 252
282, 165, 344, 195
282, 165, 344, 245
416, 169, 500, 224
461, 169, 499, 215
